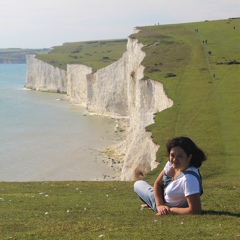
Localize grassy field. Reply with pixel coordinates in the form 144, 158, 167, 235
35, 39, 127, 71
0, 181, 239, 239
0, 19, 239, 239
143, 18, 240, 182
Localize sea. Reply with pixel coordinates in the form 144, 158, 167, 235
0, 64, 120, 182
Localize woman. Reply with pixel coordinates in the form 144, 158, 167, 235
134, 136, 207, 215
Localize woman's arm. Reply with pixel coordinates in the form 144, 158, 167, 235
154, 170, 170, 215
169, 193, 202, 215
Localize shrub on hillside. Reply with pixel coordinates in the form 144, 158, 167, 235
164, 72, 176, 78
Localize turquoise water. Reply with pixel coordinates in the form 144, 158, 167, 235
0, 64, 118, 181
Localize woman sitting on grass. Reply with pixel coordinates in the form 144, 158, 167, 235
134, 136, 207, 215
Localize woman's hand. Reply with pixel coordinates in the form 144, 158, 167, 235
156, 205, 170, 215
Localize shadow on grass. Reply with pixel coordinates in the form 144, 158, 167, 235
202, 210, 240, 218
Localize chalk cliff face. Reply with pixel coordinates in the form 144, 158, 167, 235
66, 38, 173, 180
119, 39, 173, 180
26, 55, 67, 93
26, 38, 173, 181
67, 64, 92, 105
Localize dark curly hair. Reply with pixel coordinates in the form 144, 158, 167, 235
166, 136, 207, 168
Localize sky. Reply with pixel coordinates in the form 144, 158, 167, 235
1, 0, 239, 48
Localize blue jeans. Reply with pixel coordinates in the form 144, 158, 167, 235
134, 180, 157, 212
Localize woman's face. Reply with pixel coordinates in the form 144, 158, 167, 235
169, 146, 191, 171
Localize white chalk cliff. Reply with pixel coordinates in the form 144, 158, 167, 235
26, 55, 67, 93
26, 38, 173, 181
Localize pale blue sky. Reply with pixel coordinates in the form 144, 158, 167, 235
1, 0, 239, 48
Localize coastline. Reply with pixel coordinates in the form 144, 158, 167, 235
81, 114, 128, 181
0, 82, 126, 182
65, 96, 128, 181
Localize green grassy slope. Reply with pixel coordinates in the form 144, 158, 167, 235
0, 19, 239, 239
36, 39, 127, 71
0, 181, 239, 239
140, 18, 240, 183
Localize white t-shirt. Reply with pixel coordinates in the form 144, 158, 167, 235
163, 161, 201, 207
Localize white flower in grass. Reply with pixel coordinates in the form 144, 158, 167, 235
39, 192, 47, 195
99, 235, 104, 238
67, 209, 70, 213
45, 212, 49, 215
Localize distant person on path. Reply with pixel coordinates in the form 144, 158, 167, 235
134, 136, 207, 215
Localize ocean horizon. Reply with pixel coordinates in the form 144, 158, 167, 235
0, 64, 120, 181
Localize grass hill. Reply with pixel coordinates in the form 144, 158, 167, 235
0, 48, 49, 63
141, 18, 240, 184
35, 39, 127, 71
1, 19, 239, 239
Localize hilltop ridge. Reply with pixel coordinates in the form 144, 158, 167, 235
0, 48, 50, 63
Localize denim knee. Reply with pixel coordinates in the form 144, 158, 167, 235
133, 180, 157, 212
134, 180, 145, 193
